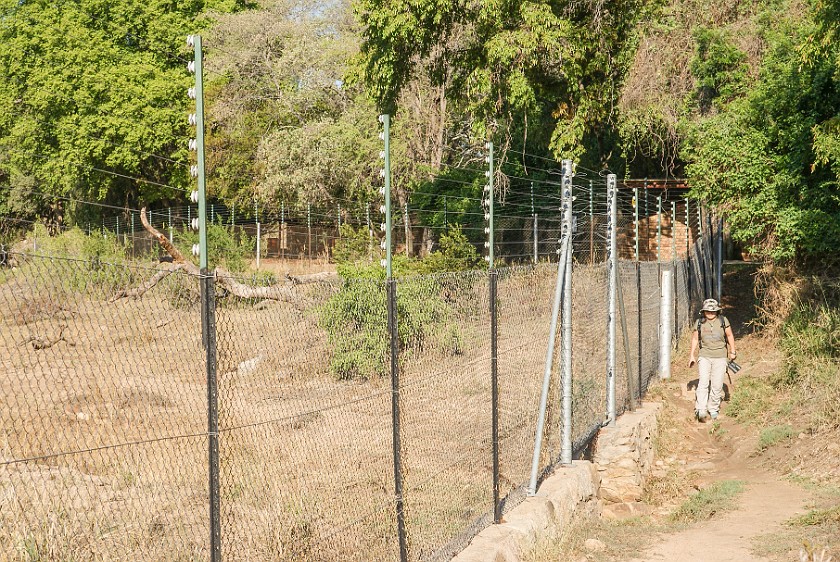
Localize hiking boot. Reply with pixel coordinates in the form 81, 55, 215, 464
710, 411, 719, 420
696, 410, 709, 423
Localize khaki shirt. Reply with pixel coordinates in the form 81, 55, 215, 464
696, 315, 731, 359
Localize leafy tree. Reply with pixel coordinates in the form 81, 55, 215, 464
0, 0, 245, 225
682, 13, 840, 261
354, 0, 651, 164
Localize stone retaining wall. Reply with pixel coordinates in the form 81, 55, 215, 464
452, 402, 661, 561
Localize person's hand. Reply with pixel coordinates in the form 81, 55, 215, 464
688, 356, 696, 368
728, 351, 737, 360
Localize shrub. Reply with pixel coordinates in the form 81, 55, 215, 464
670, 480, 745, 524
417, 226, 482, 273
319, 262, 459, 380
175, 221, 254, 273
757, 424, 796, 452
332, 224, 377, 264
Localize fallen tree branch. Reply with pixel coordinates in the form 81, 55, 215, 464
19, 324, 75, 350
109, 207, 330, 305
110, 262, 186, 301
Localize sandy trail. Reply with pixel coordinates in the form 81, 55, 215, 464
630, 269, 811, 562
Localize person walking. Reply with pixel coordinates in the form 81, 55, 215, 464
688, 298, 736, 422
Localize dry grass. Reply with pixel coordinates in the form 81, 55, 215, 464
521, 512, 658, 562
0, 256, 619, 560
752, 477, 840, 561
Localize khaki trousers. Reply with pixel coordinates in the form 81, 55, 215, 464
696, 357, 727, 415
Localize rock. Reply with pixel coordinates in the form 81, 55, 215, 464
237, 355, 263, 374
584, 538, 607, 552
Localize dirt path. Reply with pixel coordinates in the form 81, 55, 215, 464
629, 383, 809, 562
630, 265, 811, 561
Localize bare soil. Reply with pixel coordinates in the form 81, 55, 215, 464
0, 256, 614, 561
627, 333, 812, 562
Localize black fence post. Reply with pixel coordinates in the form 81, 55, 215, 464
202, 271, 222, 562
387, 279, 409, 562
489, 270, 500, 524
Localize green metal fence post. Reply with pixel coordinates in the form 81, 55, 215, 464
484, 141, 494, 268
187, 33, 218, 562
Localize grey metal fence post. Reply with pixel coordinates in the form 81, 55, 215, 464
616, 262, 637, 412
532, 215, 538, 264
490, 270, 500, 523
560, 160, 574, 466
527, 228, 570, 495
307, 203, 313, 261
606, 175, 617, 426
685, 199, 692, 311
659, 270, 673, 380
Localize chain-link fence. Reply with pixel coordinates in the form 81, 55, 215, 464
0, 207, 716, 560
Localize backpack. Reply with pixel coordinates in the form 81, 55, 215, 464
697, 315, 729, 349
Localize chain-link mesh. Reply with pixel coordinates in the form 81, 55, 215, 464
1, 205, 712, 560
213, 271, 398, 561
0, 253, 209, 561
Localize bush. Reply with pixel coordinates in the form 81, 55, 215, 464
757, 424, 796, 452
670, 480, 745, 524
319, 262, 460, 380
417, 226, 482, 273
175, 221, 254, 273
320, 225, 484, 380
332, 224, 377, 264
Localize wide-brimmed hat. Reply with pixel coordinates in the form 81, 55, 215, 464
702, 298, 722, 312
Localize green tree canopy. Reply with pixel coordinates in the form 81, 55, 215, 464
0, 0, 245, 225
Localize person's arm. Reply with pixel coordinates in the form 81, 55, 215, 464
725, 325, 736, 359
689, 328, 699, 367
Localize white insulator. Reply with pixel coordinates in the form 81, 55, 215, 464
380, 259, 388, 267
380, 240, 387, 250
378, 114, 386, 124
484, 255, 491, 262
379, 186, 386, 196
484, 171, 491, 178
190, 190, 199, 203
190, 165, 198, 178
379, 169, 386, 178
379, 132, 385, 141
485, 142, 491, 150
379, 205, 387, 214
556, 248, 562, 255
379, 150, 386, 159
485, 156, 491, 164
380, 223, 387, 232
191, 218, 200, 231
484, 227, 490, 234
483, 184, 491, 192
188, 113, 197, 126
186, 35, 195, 47
189, 139, 197, 151
187, 60, 196, 73
484, 213, 490, 221
187, 87, 196, 100
191, 243, 200, 257
484, 242, 490, 248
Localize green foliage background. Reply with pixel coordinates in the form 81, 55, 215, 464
5, 0, 840, 264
